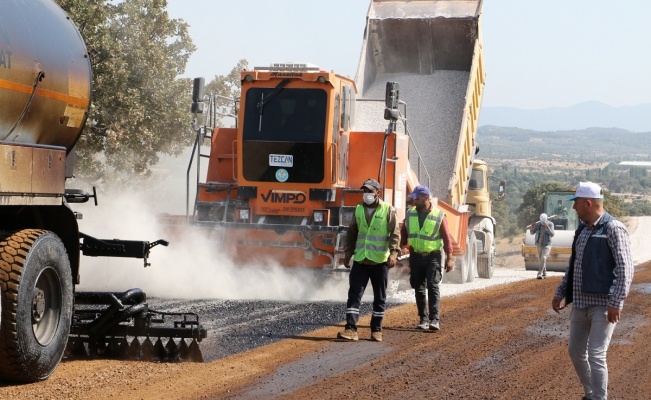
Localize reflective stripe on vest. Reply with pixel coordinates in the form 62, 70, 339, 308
405, 206, 443, 253
353, 202, 391, 263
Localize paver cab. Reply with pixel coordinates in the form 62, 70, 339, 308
163, 0, 504, 284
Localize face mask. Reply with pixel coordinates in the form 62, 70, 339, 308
363, 193, 376, 205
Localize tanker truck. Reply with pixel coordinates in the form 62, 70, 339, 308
160, 0, 503, 284
0, 0, 205, 383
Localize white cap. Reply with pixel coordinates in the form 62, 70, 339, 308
566, 181, 604, 201
540, 213, 548, 222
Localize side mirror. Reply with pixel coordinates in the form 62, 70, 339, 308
192, 77, 205, 102
385, 81, 399, 109
497, 180, 506, 200
191, 77, 205, 114
384, 108, 400, 121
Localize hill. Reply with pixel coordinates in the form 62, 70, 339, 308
477, 126, 651, 162
480, 101, 651, 133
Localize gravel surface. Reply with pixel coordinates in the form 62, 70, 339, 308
143, 235, 539, 363
354, 71, 470, 199
146, 217, 649, 365
1, 218, 648, 399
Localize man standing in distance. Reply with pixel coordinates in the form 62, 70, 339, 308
530, 212, 555, 279
552, 182, 633, 400
337, 178, 400, 342
400, 185, 454, 331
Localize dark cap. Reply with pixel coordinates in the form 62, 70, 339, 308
361, 178, 381, 191
408, 185, 431, 199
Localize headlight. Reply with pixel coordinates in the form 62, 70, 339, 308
313, 209, 329, 226
237, 208, 250, 221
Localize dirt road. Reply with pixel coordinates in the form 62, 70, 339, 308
2, 270, 650, 399
1, 220, 649, 399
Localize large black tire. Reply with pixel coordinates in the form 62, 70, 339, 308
477, 255, 493, 279
0, 230, 73, 382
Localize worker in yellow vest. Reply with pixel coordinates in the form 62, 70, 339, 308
400, 185, 454, 331
337, 178, 400, 342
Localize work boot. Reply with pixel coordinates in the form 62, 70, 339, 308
371, 331, 383, 342
429, 320, 440, 331
416, 317, 429, 330
536, 273, 543, 280
337, 328, 358, 341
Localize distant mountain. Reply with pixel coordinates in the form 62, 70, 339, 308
480, 101, 651, 133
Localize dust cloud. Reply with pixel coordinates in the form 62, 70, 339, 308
72, 189, 350, 301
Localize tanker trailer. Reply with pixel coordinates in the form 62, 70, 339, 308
0, 0, 205, 383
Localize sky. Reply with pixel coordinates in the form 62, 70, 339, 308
166, 0, 651, 109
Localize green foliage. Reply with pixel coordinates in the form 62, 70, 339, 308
198, 59, 249, 128
624, 200, 651, 216
56, 0, 196, 181
479, 126, 651, 238
489, 168, 635, 239
602, 191, 625, 218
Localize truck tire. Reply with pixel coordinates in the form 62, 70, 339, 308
477, 248, 495, 279
444, 244, 468, 284
0, 230, 73, 382
466, 236, 478, 283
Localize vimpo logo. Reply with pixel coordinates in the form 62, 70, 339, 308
261, 190, 306, 204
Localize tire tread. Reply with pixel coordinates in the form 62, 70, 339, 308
0, 229, 72, 382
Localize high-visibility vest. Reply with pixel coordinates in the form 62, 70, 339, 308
405, 206, 443, 253
353, 202, 391, 263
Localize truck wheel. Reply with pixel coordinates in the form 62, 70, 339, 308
477, 248, 495, 279
443, 247, 468, 284
466, 236, 478, 283
0, 230, 73, 382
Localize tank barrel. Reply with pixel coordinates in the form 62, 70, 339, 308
0, 0, 92, 152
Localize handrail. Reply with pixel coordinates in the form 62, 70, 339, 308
232, 140, 238, 181
331, 141, 338, 184
186, 92, 239, 220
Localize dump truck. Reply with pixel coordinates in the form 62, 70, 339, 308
0, 0, 205, 383
522, 191, 579, 272
353, 0, 503, 282
161, 0, 502, 284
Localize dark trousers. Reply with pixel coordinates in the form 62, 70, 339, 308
409, 252, 443, 322
345, 261, 389, 332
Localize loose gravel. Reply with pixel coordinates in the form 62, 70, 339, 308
354, 71, 470, 200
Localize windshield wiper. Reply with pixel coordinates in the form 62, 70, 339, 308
257, 78, 291, 115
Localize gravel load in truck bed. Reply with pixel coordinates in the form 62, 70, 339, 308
354, 71, 470, 200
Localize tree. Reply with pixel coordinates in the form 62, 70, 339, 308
517, 182, 627, 229
602, 190, 625, 218
56, 0, 196, 181
196, 59, 249, 129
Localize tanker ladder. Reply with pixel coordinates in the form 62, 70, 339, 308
67, 289, 207, 362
